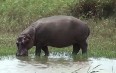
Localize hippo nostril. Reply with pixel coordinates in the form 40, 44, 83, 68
16, 53, 20, 56
16, 53, 28, 56
16, 49, 28, 56
16, 52, 22, 56
16, 52, 23, 56
16, 52, 28, 56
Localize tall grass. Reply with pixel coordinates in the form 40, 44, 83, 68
0, 34, 16, 55
88, 18, 116, 58
0, 0, 74, 33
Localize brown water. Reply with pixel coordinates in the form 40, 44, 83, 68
0, 53, 116, 73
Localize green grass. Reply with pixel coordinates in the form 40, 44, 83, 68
0, 0, 116, 58
0, 0, 74, 33
88, 18, 116, 58
0, 34, 16, 55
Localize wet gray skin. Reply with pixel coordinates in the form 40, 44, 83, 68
0, 53, 116, 73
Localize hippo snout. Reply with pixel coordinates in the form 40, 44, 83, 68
16, 49, 28, 56
16, 52, 28, 56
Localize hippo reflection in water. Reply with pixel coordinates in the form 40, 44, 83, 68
16, 15, 90, 56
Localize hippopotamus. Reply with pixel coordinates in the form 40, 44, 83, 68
16, 15, 90, 56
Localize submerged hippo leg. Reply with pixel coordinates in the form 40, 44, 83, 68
72, 43, 80, 55
80, 41, 88, 54
35, 44, 42, 56
42, 46, 49, 56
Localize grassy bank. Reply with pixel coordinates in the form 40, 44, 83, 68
0, 0, 116, 58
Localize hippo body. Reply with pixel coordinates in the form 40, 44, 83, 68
16, 15, 90, 56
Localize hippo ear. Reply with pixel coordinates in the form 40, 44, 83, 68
22, 34, 31, 44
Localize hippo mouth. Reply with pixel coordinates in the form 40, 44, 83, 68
16, 49, 28, 56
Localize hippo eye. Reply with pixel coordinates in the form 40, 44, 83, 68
24, 37, 30, 43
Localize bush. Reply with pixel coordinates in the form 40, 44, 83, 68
70, 0, 116, 18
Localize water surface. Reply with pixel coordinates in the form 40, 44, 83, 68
0, 53, 116, 73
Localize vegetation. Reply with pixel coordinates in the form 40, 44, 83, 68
72, 65, 102, 73
0, 0, 116, 58
0, 0, 74, 33
70, 0, 116, 18
88, 18, 116, 58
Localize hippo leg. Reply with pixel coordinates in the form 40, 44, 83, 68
72, 43, 80, 55
80, 41, 88, 54
42, 46, 49, 56
35, 44, 42, 56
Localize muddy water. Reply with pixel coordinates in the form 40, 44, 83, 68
0, 53, 116, 73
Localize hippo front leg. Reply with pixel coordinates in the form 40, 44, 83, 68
42, 46, 49, 56
35, 44, 42, 56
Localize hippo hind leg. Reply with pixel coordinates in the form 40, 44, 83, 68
72, 41, 88, 55
72, 43, 81, 55
79, 41, 88, 54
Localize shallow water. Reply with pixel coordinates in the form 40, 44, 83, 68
0, 53, 116, 73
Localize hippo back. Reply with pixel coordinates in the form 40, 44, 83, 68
33, 16, 89, 47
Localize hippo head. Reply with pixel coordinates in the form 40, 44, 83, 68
16, 34, 33, 56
